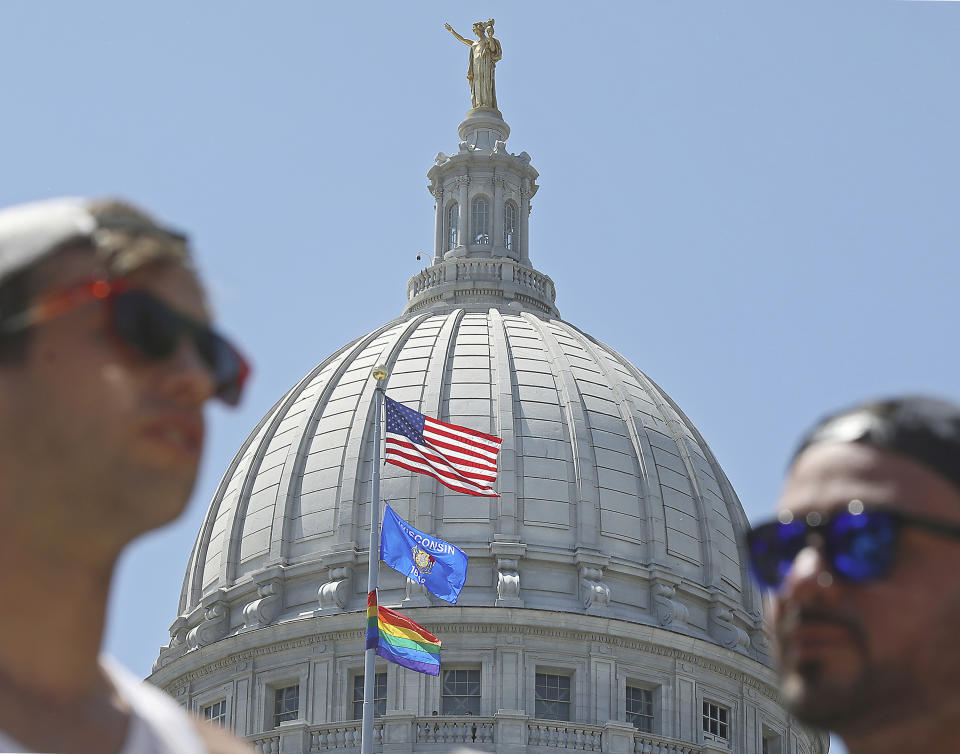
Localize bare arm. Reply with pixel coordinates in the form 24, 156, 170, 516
445, 23, 472, 46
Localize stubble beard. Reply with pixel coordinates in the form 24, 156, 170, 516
780, 649, 935, 737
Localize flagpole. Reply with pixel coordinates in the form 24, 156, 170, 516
361, 363, 388, 754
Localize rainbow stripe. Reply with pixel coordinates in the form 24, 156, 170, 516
365, 591, 441, 676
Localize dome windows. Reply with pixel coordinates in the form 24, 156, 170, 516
504, 200, 518, 252
472, 196, 490, 246
447, 202, 459, 250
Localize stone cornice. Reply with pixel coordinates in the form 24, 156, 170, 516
153, 610, 781, 707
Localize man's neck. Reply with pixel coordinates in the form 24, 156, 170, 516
0, 510, 132, 753
0, 532, 115, 694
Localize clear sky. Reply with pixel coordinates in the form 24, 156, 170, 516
4, 2, 959, 751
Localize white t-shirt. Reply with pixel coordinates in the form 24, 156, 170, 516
0, 658, 206, 754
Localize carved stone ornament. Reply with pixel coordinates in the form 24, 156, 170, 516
168, 616, 189, 647
242, 567, 284, 630
491, 536, 525, 607
318, 565, 352, 612
496, 557, 520, 602
574, 549, 610, 613
709, 604, 751, 652
749, 608, 771, 657
652, 581, 689, 627
579, 566, 611, 610
186, 591, 230, 650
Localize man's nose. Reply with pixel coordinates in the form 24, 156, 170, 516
778, 538, 838, 601
161, 338, 216, 405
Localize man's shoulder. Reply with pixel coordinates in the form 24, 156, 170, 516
190, 719, 256, 754
102, 658, 254, 754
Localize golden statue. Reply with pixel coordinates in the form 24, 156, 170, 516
445, 19, 502, 111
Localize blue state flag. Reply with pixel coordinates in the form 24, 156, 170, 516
379, 504, 468, 604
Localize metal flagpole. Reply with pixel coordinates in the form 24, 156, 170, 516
361, 363, 388, 754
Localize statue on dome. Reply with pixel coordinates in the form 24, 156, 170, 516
445, 19, 502, 111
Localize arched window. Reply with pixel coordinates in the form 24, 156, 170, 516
504, 201, 519, 252
447, 202, 459, 250
472, 196, 490, 246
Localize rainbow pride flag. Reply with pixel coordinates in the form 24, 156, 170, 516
365, 591, 441, 676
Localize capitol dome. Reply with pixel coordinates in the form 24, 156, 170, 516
150, 93, 825, 754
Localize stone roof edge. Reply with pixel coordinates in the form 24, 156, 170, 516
152, 608, 781, 706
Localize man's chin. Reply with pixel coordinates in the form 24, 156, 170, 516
781, 666, 866, 728
112, 464, 197, 531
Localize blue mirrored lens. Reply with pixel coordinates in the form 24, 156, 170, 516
748, 519, 808, 588
828, 511, 898, 582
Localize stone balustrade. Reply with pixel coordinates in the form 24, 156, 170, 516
245, 715, 706, 754
405, 258, 558, 317
310, 721, 383, 750
633, 733, 704, 754
251, 733, 281, 753
527, 721, 603, 751
417, 716, 495, 745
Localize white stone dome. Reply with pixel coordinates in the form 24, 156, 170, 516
173, 306, 764, 654
151, 106, 824, 754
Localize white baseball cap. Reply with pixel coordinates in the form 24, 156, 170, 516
0, 196, 189, 287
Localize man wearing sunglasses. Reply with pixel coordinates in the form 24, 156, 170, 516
0, 197, 252, 753
746, 396, 960, 754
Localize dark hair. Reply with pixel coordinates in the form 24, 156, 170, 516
793, 396, 960, 493
0, 239, 97, 364
0, 263, 37, 364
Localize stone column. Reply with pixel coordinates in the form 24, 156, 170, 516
493, 710, 529, 754
492, 174, 504, 256
381, 711, 416, 754
601, 721, 637, 754
520, 181, 531, 265
276, 721, 310, 754
432, 185, 444, 263
457, 176, 469, 249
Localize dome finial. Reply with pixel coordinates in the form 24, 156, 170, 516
444, 19, 503, 114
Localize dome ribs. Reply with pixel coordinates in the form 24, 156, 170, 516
172, 314, 760, 655
280, 315, 429, 568
414, 309, 465, 540
487, 309, 519, 538
521, 314, 597, 548
221, 329, 385, 590
607, 352, 746, 602
333, 319, 426, 568
180, 388, 290, 614
635, 374, 760, 612
435, 311, 499, 536
559, 324, 659, 570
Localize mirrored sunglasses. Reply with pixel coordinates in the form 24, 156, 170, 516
746, 503, 960, 590
1, 278, 249, 406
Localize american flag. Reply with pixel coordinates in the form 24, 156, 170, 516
383, 396, 502, 497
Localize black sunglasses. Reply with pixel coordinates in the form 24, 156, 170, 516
746, 502, 960, 590
2, 278, 249, 406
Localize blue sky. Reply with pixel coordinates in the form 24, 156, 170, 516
4, 2, 959, 751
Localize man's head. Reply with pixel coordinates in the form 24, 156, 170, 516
748, 397, 960, 737
0, 198, 248, 560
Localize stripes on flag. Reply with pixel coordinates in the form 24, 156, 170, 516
384, 396, 503, 497
365, 591, 441, 676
